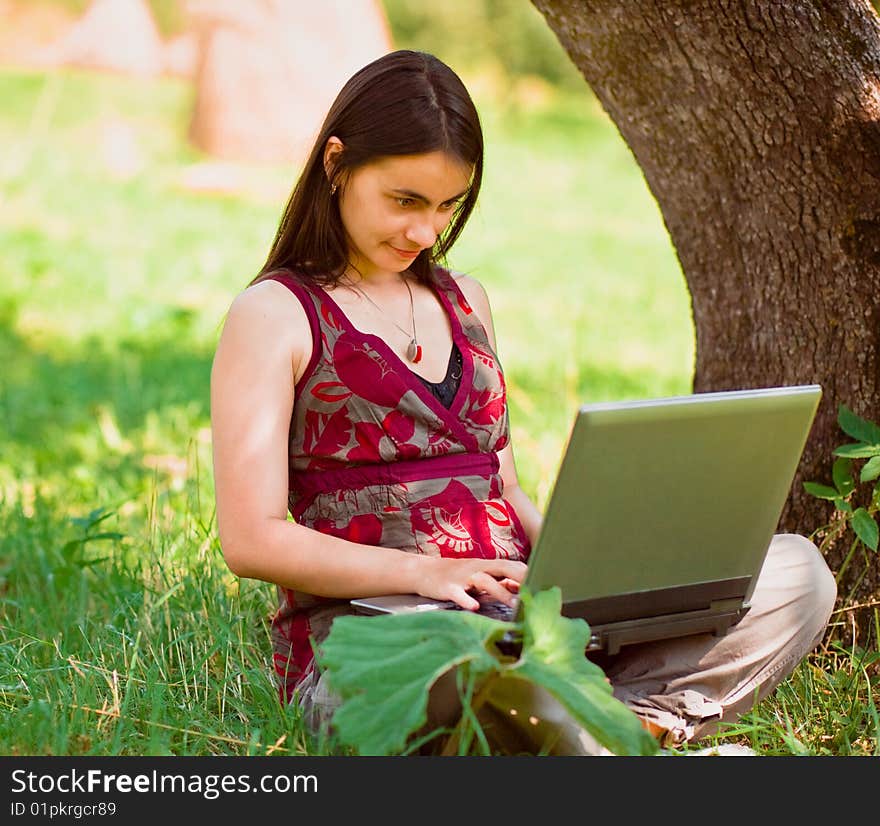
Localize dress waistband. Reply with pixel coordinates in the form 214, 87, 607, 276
289, 451, 500, 498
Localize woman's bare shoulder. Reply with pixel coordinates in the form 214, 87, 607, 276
216, 278, 314, 377
225, 278, 310, 340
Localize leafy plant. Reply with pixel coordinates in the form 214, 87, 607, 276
318, 586, 658, 756
803, 404, 880, 589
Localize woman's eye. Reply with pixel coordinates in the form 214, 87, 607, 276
396, 197, 415, 207
441, 200, 460, 211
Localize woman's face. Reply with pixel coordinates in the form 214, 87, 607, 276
332, 146, 473, 281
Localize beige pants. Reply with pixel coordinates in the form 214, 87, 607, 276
295, 533, 837, 754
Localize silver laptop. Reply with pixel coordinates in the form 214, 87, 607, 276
351, 385, 822, 655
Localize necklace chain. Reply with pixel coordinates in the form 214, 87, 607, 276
346, 277, 422, 363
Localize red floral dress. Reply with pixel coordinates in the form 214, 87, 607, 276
265, 268, 532, 703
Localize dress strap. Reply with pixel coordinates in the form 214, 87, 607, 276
433, 266, 477, 321
260, 270, 324, 395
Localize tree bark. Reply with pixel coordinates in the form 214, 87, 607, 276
531, 0, 880, 639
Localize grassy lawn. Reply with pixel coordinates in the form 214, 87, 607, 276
0, 65, 874, 757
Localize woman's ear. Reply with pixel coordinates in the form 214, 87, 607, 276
323, 136, 344, 181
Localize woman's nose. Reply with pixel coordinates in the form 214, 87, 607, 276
405, 215, 438, 249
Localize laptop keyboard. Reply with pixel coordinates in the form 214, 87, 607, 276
447, 599, 516, 621
479, 600, 516, 620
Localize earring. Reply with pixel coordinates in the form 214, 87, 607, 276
330, 183, 338, 196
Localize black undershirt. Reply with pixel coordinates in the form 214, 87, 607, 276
414, 343, 463, 408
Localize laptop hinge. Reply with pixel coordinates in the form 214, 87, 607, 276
591, 604, 750, 656
709, 597, 748, 614
563, 576, 751, 627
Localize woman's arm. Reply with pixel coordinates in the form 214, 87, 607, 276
454, 274, 543, 547
210, 280, 525, 610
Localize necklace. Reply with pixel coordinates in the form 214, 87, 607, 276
346, 276, 422, 363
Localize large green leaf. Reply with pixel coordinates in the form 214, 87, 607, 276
318, 609, 509, 755
508, 588, 658, 756
318, 588, 658, 756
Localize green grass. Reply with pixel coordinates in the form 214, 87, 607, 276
0, 65, 875, 757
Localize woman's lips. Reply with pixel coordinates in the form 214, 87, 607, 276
390, 245, 420, 258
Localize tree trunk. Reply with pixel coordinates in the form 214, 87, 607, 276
531, 0, 880, 642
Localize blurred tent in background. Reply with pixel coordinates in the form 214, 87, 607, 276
53, 0, 166, 77
186, 0, 392, 164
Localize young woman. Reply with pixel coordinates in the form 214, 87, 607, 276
210, 50, 837, 754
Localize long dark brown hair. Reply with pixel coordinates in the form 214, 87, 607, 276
251, 50, 484, 288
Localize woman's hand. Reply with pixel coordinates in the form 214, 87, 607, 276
411, 556, 528, 612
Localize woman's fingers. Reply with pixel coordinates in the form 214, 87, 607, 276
416, 556, 528, 610
463, 593, 483, 611
449, 584, 481, 611
487, 560, 527, 583
468, 570, 519, 607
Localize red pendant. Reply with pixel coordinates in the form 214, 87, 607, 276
407, 339, 422, 363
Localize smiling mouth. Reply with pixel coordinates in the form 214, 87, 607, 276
390, 246, 420, 256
